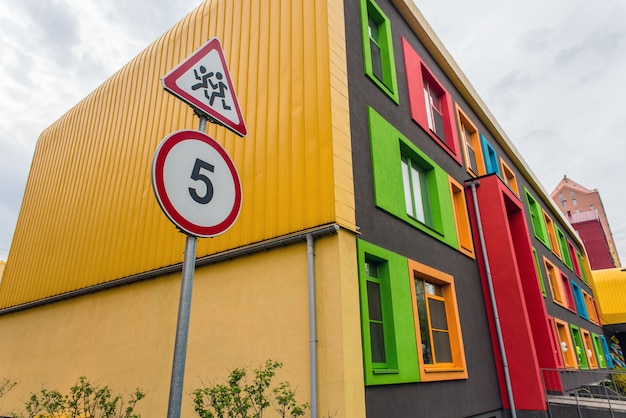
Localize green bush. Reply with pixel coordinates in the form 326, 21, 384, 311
11, 376, 145, 418
192, 360, 309, 418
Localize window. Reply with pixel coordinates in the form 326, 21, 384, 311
561, 273, 576, 312
545, 257, 565, 306
449, 177, 474, 258
408, 259, 467, 381
359, 0, 398, 101
424, 78, 446, 140
571, 281, 588, 320
368, 107, 459, 249
600, 335, 614, 368
542, 210, 560, 257
525, 188, 549, 247
571, 190, 577, 206
567, 241, 581, 275
592, 333, 607, 369
402, 154, 432, 226
583, 291, 599, 324
577, 250, 589, 284
569, 325, 588, 369
480, 134, 501, 177
357, 240, 421, 385
554, 226, 572, 268
500, 159, 519, 196
581, 328, 598, 369
554, 318, 577, 368
456, 105, 485, 177
402, 37, 462, 164
533, 248, 546, 296
365, 259, 387, 365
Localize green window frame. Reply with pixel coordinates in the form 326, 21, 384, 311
359, 0, 399, 102
555, 226, 573, 270
357, 240, 420, 385
576, 250, 589, 284
532, 247, 546, 296
569, 325, 588, 369
368, 107, 458, 249
524, 188, 550, 247
592, 333, 607, 369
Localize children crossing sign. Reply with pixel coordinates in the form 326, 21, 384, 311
162, 38, 247, 137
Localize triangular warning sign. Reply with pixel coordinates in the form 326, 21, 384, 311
162, 38, 247, 137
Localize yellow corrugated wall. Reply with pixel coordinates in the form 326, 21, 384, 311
0, 0, 354, 308
590, 268, 626, 324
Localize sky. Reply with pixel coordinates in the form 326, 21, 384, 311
1, 0, 625, 263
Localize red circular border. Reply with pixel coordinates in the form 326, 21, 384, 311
152, 130, 242, 237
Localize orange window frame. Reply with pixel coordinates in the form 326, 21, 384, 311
499, 158, 519, 196
554, 318, 577, 369
408, 259, 467, 381
542, 210, 560, 256
448, 177, 474, 258
455, 105, 485, 177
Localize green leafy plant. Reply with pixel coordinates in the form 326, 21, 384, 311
11, 376, 145, 418
192, 360, 309, 418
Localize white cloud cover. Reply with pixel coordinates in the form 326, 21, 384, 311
1, 0, 625, 263
417, 0, 626, 263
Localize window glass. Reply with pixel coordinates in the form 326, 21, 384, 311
533, 248, 546, 296
409, 260, 467, 381
525, 188, 549, 247
554, 319, 576, 368
359, 0, 398, 101
480, 134, 501, 176
402, 155, 432, 226
402, 37, 462, 164
366, 261, 386, 364
500, 159, 519, 196
449, 177, 474, 258
456, 105, 484, 177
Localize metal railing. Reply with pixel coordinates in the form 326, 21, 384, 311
540, 368, 626, 417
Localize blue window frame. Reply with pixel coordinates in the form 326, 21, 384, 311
570, 281, 588, 320
480, 134, 501, 177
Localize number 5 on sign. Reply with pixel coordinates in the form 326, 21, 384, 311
152, 130, 242, 238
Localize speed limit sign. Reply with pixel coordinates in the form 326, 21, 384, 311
151, 129, 242, 237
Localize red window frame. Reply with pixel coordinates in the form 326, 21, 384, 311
402, 37, 462, 165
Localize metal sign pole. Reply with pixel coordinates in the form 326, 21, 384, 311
166, 115, 207, 418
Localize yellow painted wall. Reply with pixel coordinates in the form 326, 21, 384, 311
0, 231, 365, 417
590, 268, 626, 324
0, 0, 354, 308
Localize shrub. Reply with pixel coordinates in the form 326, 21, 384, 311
192, 360, 309, 418
11, 376, 145, 418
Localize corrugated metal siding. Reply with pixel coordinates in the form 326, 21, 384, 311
591, 268, 626, 324
0, 0, 353, 308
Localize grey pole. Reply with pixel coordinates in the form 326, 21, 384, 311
166, 114, 207, 418
167, 234, 197, 418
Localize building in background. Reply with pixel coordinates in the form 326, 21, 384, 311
0, 1, 614, 417
551, 176, 621, 269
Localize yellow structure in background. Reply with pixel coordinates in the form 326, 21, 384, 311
0, 0, 364, 416
590, 268, 626, 325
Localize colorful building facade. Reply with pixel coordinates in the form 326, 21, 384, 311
0, 0, 612, 417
